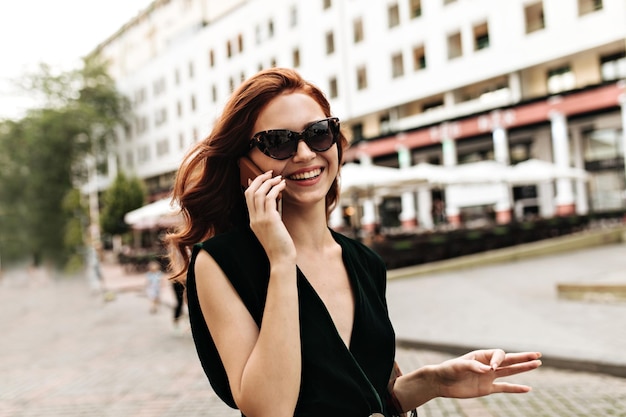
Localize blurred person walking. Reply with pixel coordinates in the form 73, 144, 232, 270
146, 261, 163, 314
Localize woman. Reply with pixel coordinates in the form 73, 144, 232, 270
166, 68, 542, 417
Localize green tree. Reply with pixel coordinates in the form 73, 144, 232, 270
100, 172, 146, 236
0, 57, 130, 269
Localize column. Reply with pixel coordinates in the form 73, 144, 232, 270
328, 205, 345, 230
493, 126, 512, 223
621, 95, 626, 186
442, 137, 461, 226
417, 185, 434, 230
550, 111, 576, 216
397, 145, 417, 229
570, 128, 589, 215
358, 154, 377, 232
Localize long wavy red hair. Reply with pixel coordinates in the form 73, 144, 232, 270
165, 68, 348, 282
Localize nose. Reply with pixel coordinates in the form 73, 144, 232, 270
292, 138, 316, 161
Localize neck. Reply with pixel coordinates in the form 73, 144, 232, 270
282, 201, 332, 251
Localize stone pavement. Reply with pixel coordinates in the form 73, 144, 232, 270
1, 241, 626, 417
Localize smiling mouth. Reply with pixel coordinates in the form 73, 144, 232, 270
288, 168, 323, 181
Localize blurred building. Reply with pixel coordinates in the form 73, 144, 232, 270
92, 0, 626, 231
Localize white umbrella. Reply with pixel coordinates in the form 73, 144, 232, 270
124, 198, 181, 230
339, 163, 406, 197
397, 162, 455, 186
506, 159, 590, 184
445, 160, 511, 184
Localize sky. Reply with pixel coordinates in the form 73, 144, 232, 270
0, 0, 154, 121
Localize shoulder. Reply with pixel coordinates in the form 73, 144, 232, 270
331, 229, 387, 286
331, 229, 385, 268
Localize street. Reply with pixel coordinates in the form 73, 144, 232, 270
1, 255, 625, 417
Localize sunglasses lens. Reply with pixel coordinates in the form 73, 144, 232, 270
252, 118, 339, 160
305, 119, 336, 152
259, 131, 297, 159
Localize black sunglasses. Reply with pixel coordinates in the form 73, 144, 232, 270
249, 117, 340, 160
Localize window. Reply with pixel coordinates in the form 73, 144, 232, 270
178, 133, 185, 150
126, 151, 134, 169
268, 19, 274, 38
410, 0, 422, 18
177, 101, 182, 117
578, 0, 603, 16
447, 32, 462, 60
356, 66, 368, 90
255, 25, 262, 44
175, 69, 180, 85
423, 98, 444, 112
353, 17, 364, 43
153, 77, 166, 96
413, 45, 426, 70
237, 33, 244, 53
391, 52, 404, 78
380, 114, 391, 134
323, 0, 331, 10
326, 31, 335, 55
352, 123, 364, 142
292, 48, 301, 67
524, 2, 545, 34
138, 145, 150, 163
211, 85, 217, 103
226, 40, 232, 58
156, 139, 169, 156
388, 4, 400, 28
270, 57, 277, 67
600, 52, 626, 81
190, 95, 196, 112
329, 77, 338, 98
229, 77, 235, 93
547, 65, 575, 94
209, 49, 215, 67
443, 0, 457, 4
188, 61, 194, 78
289, 5, 298, 27
473, 22, 489, 51
583, 128, 623, 161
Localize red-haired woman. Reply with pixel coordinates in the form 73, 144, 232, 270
166, 68, 541, 417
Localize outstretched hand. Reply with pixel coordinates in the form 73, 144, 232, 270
434, 349, 542, 399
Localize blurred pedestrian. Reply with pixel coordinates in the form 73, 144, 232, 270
171, 280, 186, 331
145, 261, 163, 314
166, 68, 542, 416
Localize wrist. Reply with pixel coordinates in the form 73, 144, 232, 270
393, 365, 440, 410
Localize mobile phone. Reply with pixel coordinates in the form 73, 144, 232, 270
238, 156, 283, 215
238, 156, 264, 189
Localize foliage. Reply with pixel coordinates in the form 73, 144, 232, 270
100, 172, 146, 236
0, 57, 130, 269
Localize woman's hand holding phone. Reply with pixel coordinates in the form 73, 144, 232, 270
238, 157, 292, 261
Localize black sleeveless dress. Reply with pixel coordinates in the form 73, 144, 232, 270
186, 225, 398, 417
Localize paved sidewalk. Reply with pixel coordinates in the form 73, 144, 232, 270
1, 241, 625, 416
387, 241, 626, 377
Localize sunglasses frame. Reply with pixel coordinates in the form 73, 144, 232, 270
249, 117, 340, 160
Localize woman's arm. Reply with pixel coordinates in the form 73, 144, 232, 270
195, 251, 300, 417
392, 349, 543, 412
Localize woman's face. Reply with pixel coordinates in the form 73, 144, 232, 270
248, 92, 339, 209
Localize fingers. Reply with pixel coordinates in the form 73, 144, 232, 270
499, 352, 542, 368
491, 382, 533, 394
245, 171, 285, 214
467, 350, 542, 370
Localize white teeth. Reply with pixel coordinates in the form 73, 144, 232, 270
289, 168, 322, 180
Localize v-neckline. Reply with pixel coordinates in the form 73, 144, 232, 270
297, 235, 359, 353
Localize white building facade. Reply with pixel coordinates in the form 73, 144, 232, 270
93, 0, 626, 230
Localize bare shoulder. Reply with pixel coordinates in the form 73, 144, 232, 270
193, 247, 259, 389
